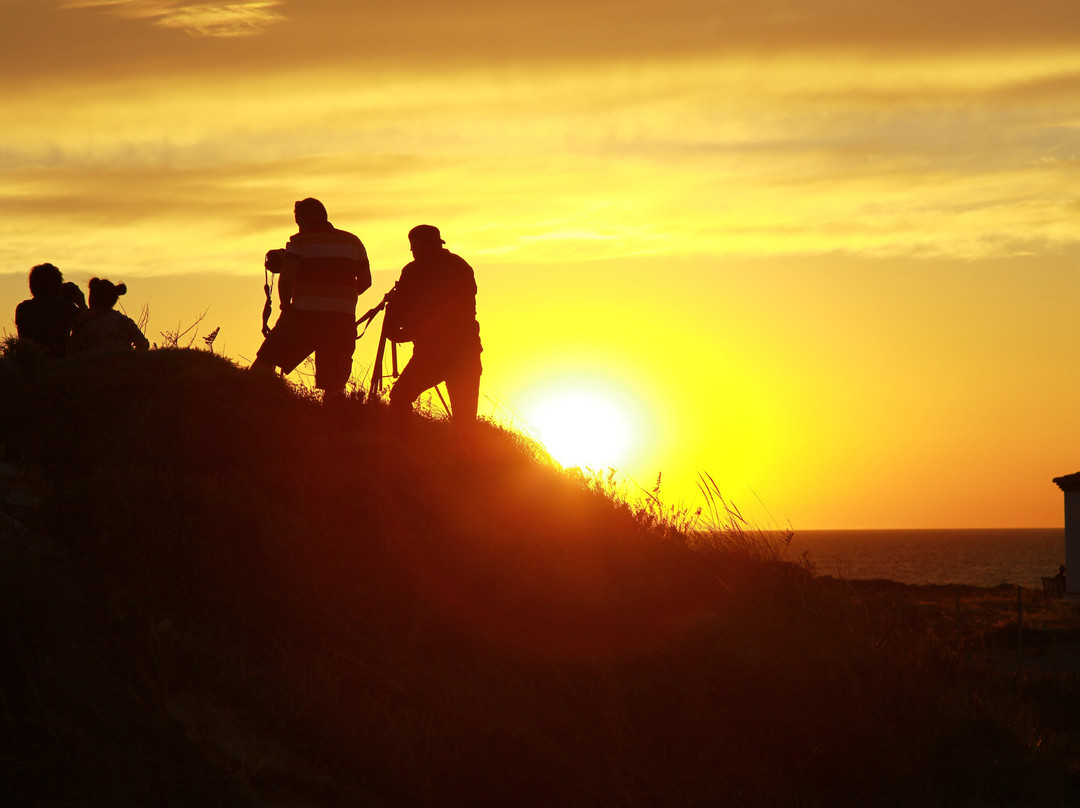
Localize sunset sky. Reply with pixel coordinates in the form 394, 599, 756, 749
2, 0, 1079, 529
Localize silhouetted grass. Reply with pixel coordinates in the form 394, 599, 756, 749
0, 346, 1077, 806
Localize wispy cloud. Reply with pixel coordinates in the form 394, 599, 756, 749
4, 46, 1080, 263
62, 0, 285, 37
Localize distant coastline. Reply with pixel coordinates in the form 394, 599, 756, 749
787, 528, 1064, 589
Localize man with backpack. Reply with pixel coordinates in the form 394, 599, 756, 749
385, 224, 482, 439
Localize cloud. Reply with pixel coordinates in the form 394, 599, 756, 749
3, 47, 1080, 265
42, 0, 1080, 74
1, 3, 1078, 270
5, 0, 1074, 98
61, 0, 285, 37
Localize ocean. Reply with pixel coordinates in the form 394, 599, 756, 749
786, 528, 1065, 590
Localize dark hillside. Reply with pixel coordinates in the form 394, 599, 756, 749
1, 347, 1076, 806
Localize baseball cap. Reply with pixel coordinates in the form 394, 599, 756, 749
408, 224, 445, 245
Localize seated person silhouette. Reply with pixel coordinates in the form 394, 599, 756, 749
14, 263, 86, 358
386, 225, 483, 439
68, 278, 150, 354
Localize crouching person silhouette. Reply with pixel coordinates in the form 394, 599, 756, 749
252, 198, 372, 406
68, 278, 149, 354
386, 225, 482, 441
14, 263, 86, 358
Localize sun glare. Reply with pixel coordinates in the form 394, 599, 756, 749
525, 389, 635, 470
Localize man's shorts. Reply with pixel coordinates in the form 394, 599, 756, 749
255, 308, 355, 391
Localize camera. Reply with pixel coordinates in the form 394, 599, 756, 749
264, 248, 286, 274
61, 281, 87, 309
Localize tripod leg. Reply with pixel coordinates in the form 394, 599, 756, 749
370, 332, 387, 397
434, 384, 452, 419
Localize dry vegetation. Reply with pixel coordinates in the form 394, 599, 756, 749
1, 345, 1077, 806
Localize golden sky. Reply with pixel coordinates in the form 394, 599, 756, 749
3, 0, 1080, 528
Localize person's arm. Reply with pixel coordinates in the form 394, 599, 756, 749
384, 265, 416, 342
278, 236, 301, 309
355, 240, 372, 295
278, 261, 298, 308
449, 257, 478, 321
122, 315, 150, 350
62, 282, 87, 310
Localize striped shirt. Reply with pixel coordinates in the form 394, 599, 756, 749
282, 223, 371, 314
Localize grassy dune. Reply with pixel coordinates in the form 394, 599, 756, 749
1, 346, 1078, 806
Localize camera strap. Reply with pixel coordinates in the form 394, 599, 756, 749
261, 267, 274, 337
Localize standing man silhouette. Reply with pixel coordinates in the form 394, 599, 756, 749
252, 198, 371, 405
386, 225, 482, 438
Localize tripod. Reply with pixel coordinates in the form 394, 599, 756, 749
356, 290, 452, 416
368, 309, 400, 397
355, 292, 399, 397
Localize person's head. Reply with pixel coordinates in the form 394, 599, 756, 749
408, 224, 445, 256
88, 278, 127, 310
1061, 565, 1067, 575
28, 263, 63, 298
294, 197, 329, 229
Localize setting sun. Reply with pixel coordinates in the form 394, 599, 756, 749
524, 388, 635, 470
